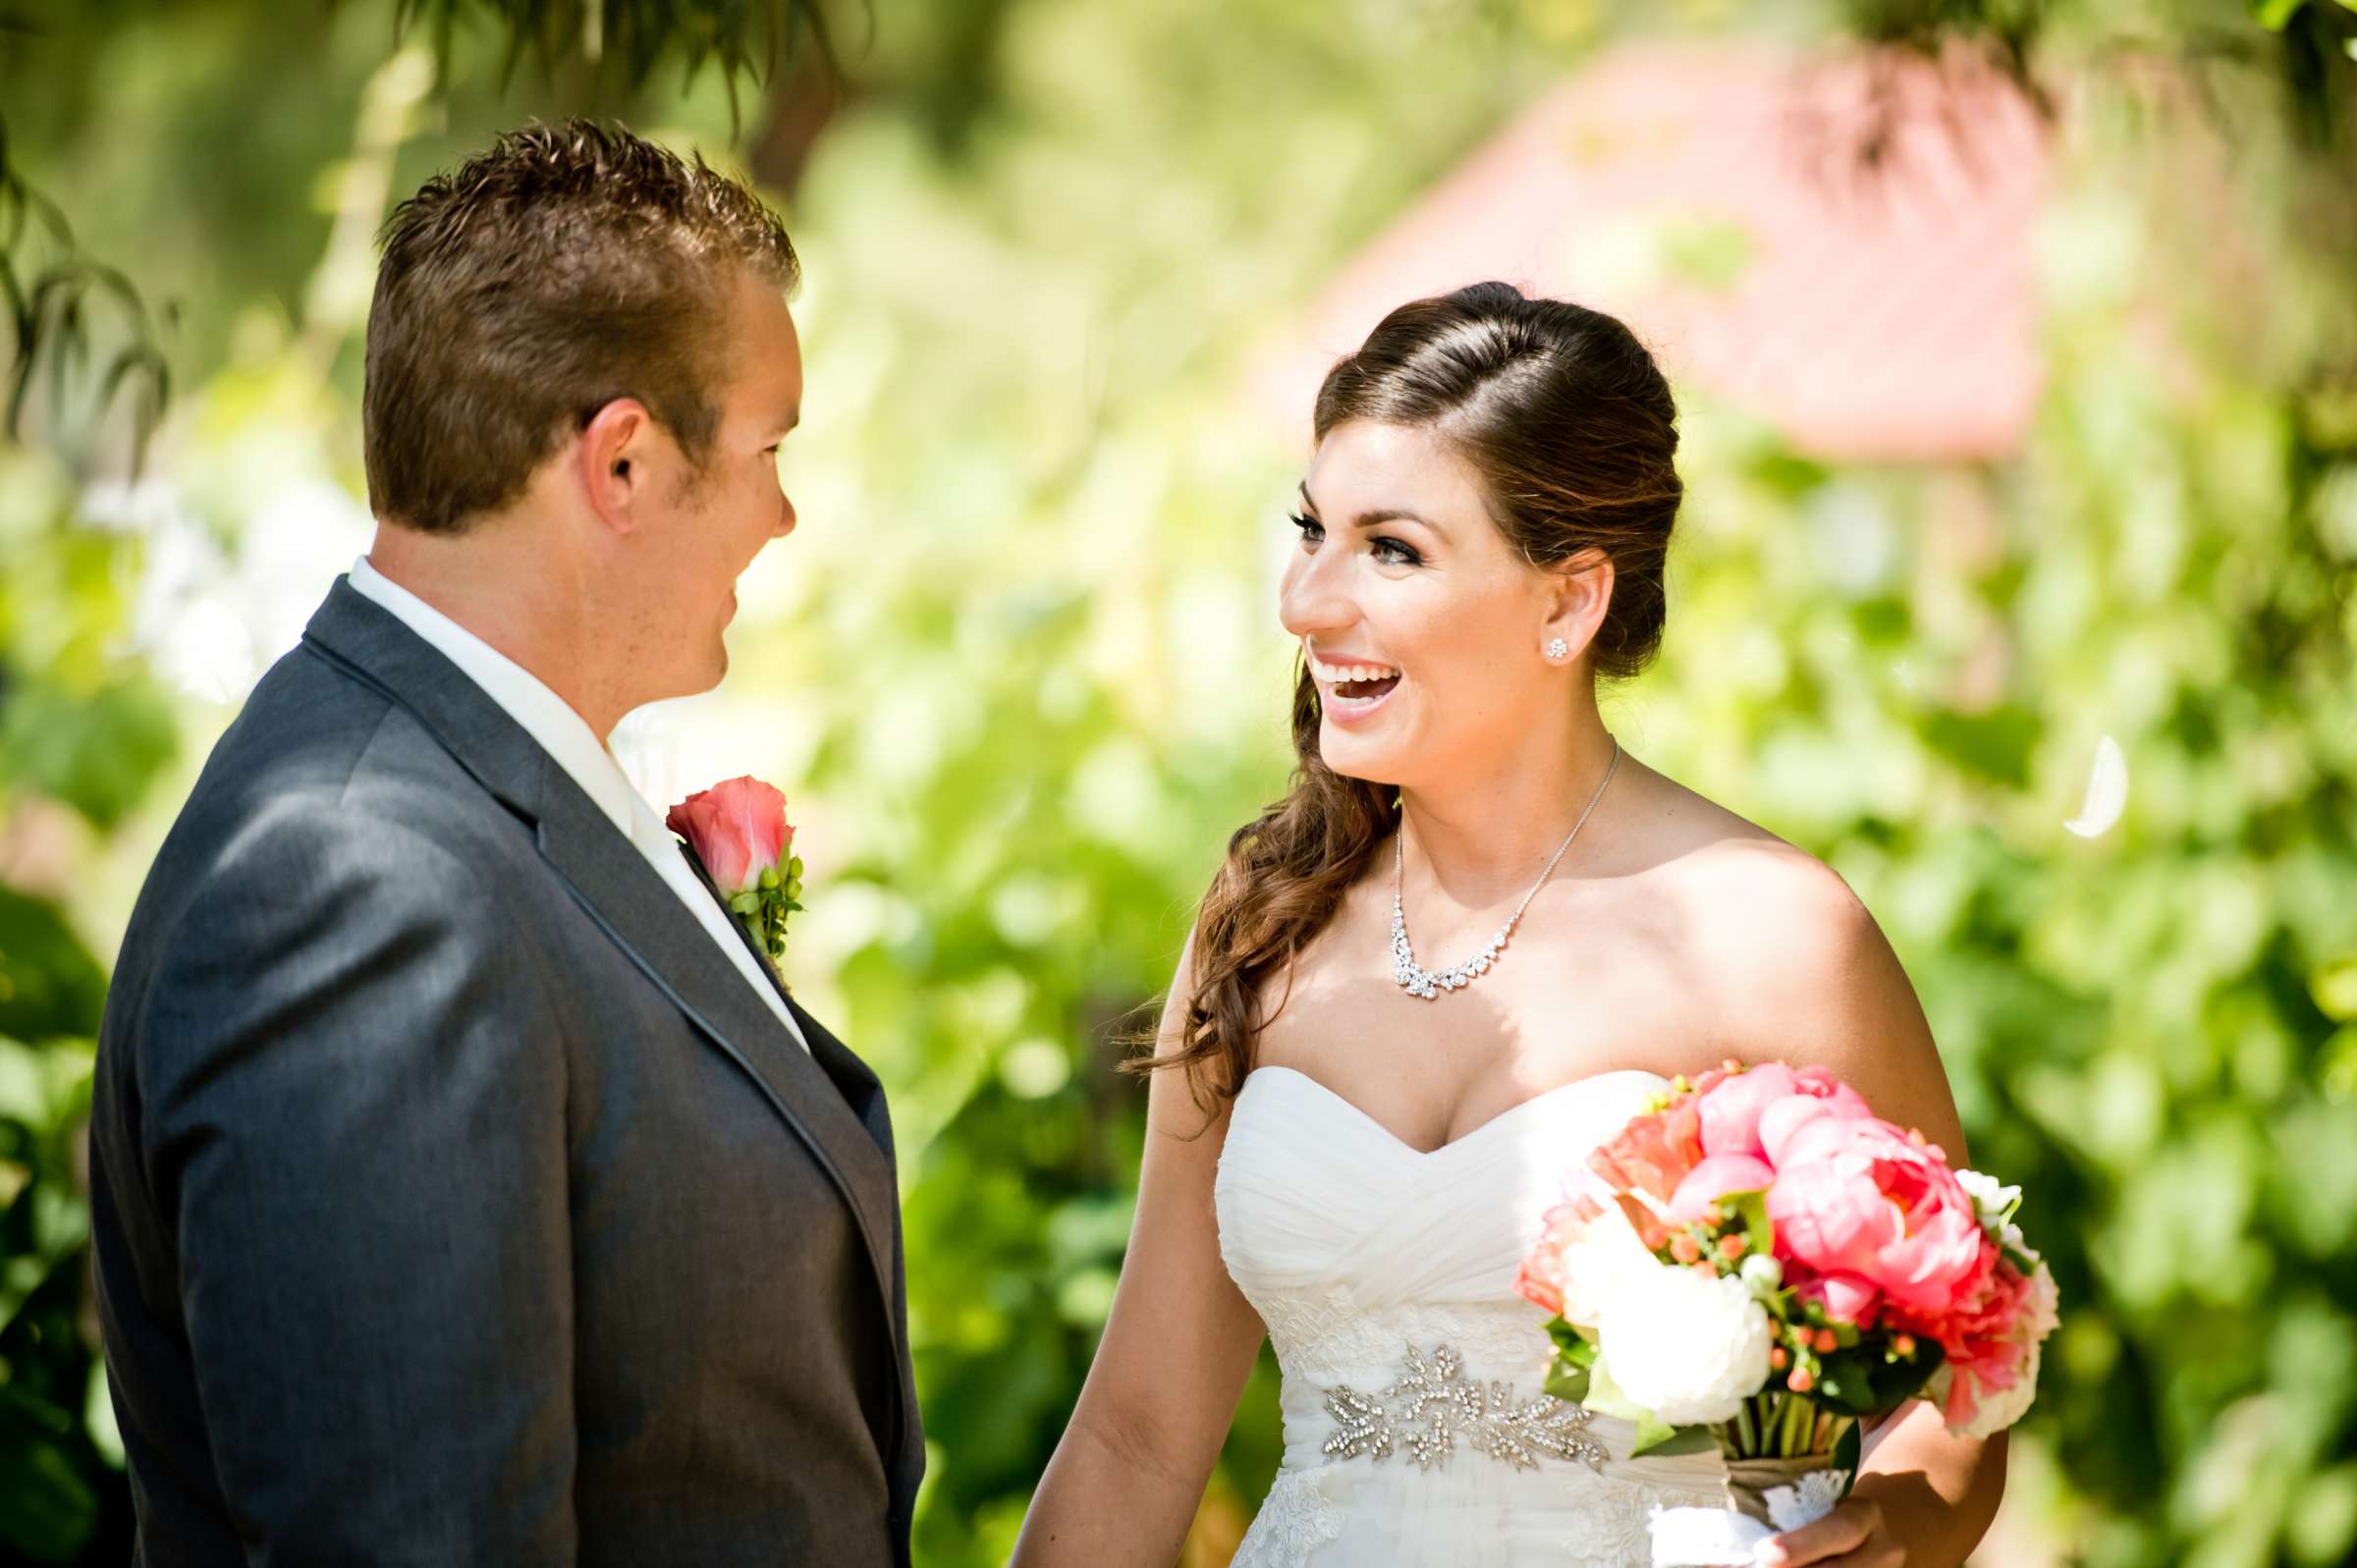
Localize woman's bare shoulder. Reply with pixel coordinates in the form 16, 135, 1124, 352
1617, 765, 1963, 1143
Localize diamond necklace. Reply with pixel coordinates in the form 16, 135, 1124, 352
1390, 740, 1620, 1000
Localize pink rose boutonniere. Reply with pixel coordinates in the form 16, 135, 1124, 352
665, 776, 804, 961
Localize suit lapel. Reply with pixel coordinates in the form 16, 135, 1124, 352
531, 800, 899, 1275
679, 844, 896, 1163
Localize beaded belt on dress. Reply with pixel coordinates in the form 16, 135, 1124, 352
1317, 1341, 1607, 1472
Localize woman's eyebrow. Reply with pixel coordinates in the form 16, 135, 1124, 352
1297, 480, 1448, 539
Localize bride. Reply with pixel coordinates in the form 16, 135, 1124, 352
1014, 284, 2005, 1566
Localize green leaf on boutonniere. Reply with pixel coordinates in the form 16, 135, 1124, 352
729, 891, 760, 915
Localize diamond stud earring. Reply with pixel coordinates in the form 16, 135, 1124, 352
1546, 638, 1569, 661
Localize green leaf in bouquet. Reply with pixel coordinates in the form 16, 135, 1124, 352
1834, 1420, 1863, 1492
1545, 1361, 1592, 1403
1811, 1336, 1946, 1417
1543, 1316, 1600, 1401
1725, 1189, 1775, 1259
1575, 1355, 1647, 1423
1544, 1315, 1599, 1357
1626, 1414, 1718, 1458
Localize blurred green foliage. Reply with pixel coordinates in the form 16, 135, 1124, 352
2, 2, 2355, 1566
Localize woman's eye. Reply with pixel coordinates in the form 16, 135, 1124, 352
1289, 513, 1324, 545
1372, 535, 1422, 568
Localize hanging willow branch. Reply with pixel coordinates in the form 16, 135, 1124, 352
0, 99, 173, 469
382, 0, 850, 125
3, 0, 850, 468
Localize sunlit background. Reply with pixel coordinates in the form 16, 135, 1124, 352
3, 2, 2354, 1564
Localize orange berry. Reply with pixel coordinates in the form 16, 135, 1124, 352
1788, 1366, 1815, 1393
1719, 1233, 1748, 1260
1814, 1327, 1840, 1354
1893, 1334, 1917, 1358
1770, 1346, 1790, 1370
1671, 1233, 1702, 1264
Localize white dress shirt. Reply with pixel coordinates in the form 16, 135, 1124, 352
347, 557, 809, 1053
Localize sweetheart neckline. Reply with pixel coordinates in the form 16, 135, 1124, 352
1239, 1063, 1667, 1160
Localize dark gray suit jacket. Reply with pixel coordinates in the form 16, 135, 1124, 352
89, 580, 922, 1566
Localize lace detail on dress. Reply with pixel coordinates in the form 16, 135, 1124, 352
1231, 1468, 1343, 1568
1559, 1481, 1656, 1568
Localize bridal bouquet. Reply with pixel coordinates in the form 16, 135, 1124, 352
1513, 1061, 2057, 1567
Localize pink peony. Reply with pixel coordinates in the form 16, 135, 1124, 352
1765, 1113, 1994, 1316
1588, 1097, 1706, 1207
666, 777, 792, 895
1668, 1153, 1779, 1221
1514, 1196, 1597, 1318
1790, 1065, 1875, 1118
1695, 1063, 1800, 1158
1790, 1270, 1884, 1328
1929, 1259, 2057, 1435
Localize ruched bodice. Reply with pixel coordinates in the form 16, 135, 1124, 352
1215, 1066, 1727, 1567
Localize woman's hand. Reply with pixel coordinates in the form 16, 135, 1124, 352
1757, 1494, 1902, 1567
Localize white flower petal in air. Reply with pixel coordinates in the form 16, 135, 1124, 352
2064, 734, 2128, 838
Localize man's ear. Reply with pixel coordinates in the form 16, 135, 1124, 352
1541, 546, 1616, 661
576, 398, 656, 536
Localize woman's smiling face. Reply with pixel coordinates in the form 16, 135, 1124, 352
1280, 418, 1586, 789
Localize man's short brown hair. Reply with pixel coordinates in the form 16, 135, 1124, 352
363, 120, 798, 534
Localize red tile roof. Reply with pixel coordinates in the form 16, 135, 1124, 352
1254, 42, 2051, 463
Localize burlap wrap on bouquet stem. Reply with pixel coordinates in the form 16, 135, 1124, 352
1722, 1453, 1842, 1528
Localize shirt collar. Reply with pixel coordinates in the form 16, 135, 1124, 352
345, 555, 640, 838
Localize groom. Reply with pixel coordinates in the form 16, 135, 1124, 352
87, 122, 921, 1565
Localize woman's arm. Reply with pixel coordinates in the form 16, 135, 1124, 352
1709, 848, 2008, 1567
1013, 943, 1269, 1566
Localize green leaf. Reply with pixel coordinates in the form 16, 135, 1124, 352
1545, 1316, 1598, 1357
1635, 1423, 1722, 1458
1919, 705, 2040, 789
1629, 1414, 1676, 1454
0, 887, 106, 1044
0, 676, 177, 831
1726, 1190, 1775, 1258
1544, 1361, 1592, 1403
0, 1427, 97, 1561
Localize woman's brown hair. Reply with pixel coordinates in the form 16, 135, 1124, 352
1140, 282, 1683, 1107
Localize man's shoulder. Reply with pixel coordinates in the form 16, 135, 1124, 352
130, 646, 539, 946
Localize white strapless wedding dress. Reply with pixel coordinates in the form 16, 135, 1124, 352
1216, 1065, 1728, 1567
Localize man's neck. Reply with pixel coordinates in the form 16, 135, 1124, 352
364, 521, 623, 739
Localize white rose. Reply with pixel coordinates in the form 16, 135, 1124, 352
1598, 1267, 1773, 1426
1553, 1202, 1664, 1327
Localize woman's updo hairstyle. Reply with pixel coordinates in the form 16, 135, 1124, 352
1146, 282, 1683, 1106
1312, 280, 1680, 675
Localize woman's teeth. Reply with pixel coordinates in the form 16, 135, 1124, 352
1310, 657, 1399, 685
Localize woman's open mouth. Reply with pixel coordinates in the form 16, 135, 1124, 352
1309, 654, 1402, 722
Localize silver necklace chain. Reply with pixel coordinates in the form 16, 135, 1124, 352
1390, 740, 1620, 1000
